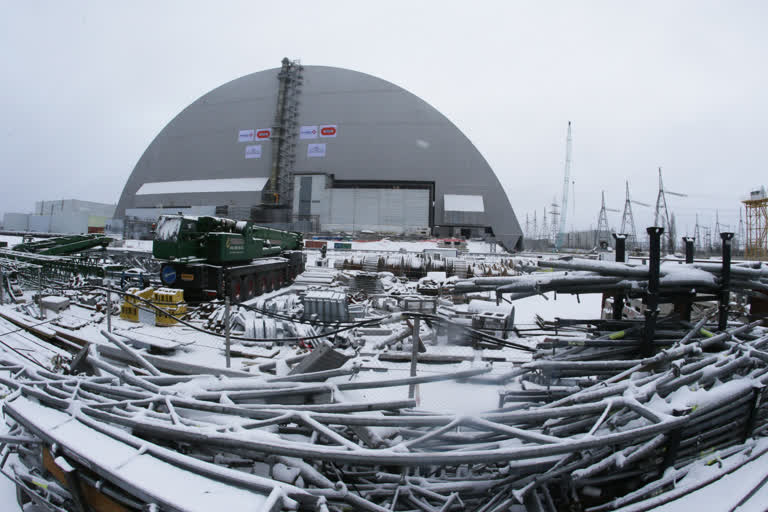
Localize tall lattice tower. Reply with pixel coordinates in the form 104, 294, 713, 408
620, 181, 638, 249
694, 214, 702, 250
541, 207, 549, 242
654, 167, 686, 253
532, 211, 538, 241
654, 168, 672, 252
743, 187, 768, 260
549, 197, 560, 245
737, 208, 745, 254
555, 121, 573, 250
713, 210, 722, 251
524, 213, 530, 239
703, 225, 713, 253
265, 57, 304, 207
715, 210, 721, 236
595, 191, 611, 248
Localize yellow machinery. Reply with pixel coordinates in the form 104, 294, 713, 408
153, 287, 187, 326
120, 287, 154, 322
120, 287, 186, 326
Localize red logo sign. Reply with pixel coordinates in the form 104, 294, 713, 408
320, 126, 336, 136
257, 129, 271, 139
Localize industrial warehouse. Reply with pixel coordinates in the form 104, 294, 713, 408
2, 3, 768, 512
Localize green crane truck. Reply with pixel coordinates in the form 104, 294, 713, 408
153, 215, 305, 302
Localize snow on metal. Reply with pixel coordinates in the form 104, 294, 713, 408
136, 177, 269, 195
443, 193, 485, 212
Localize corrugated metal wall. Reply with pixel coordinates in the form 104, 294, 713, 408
323, 188, 429, 234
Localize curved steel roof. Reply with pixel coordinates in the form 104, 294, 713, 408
116, 65, 522, 249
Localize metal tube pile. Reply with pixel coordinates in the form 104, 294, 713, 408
1, 317, 767, 511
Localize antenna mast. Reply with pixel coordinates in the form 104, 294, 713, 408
555, 121, 573, 250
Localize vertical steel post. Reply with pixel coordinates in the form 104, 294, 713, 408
106, 285, 112, 333
644, 227, 663, 356
683, 237, 695, 264
0, 270, 4, 305
409, 316, 421, 399
719, 232, 734, 331
225, 297, 232, 368
612, 234, 627, 320
681, 236, 695, 321
38, 267, 44, 320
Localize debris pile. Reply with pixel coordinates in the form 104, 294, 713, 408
1, 315, 767, 511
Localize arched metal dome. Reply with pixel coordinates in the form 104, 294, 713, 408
116, 64, 523, 249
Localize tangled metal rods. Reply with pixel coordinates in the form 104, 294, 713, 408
0, 317, 766, 511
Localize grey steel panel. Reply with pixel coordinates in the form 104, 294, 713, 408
2, 213, 30, 231
50, 213, 89, 234
28, 215, 52, 233
403, 189, 429, 227
299, 176, 312, 217
355, 189, 380, 228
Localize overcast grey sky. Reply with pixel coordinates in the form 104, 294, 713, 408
1, 1, 765, 236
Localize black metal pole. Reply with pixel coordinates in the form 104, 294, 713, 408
681, 236, 695, 322
612, 233, 627, 320
683, 237, 695, 264
719, 232, 734, 331
644, 227, 663, 356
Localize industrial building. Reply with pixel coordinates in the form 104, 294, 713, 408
2, 199, 115, 234
115, 59, 523, 249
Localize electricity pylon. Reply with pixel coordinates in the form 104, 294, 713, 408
620, 181, 638, 249
596, 191, 612, 249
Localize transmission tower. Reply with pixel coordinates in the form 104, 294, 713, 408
532, 211, 538, 241
654, 167, 687, 253
524, 213, 530, 239
715, 210, 721, 236
738, 207, 745, 254
620, 181, 638, 249
654, 168, 671, 252
550, 197, 560, 245
703, 225, 713, 253
595, 191, 611, 249
694, 214, 702, 250
713, 210, 722, 251
555, 121, 573, 250
541, 207, 549, 242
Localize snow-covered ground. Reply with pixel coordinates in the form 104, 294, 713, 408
1, 236, 764, 510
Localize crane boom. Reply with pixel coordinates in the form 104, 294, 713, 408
555, 121, 572, 250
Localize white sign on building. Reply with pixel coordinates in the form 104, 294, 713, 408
319, 124, 338, 138
245, 145, 262, 159
238, 129, 255, 142
300, 125, 318, 139
307, 143, 326, 158
255, 128, 272, 140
